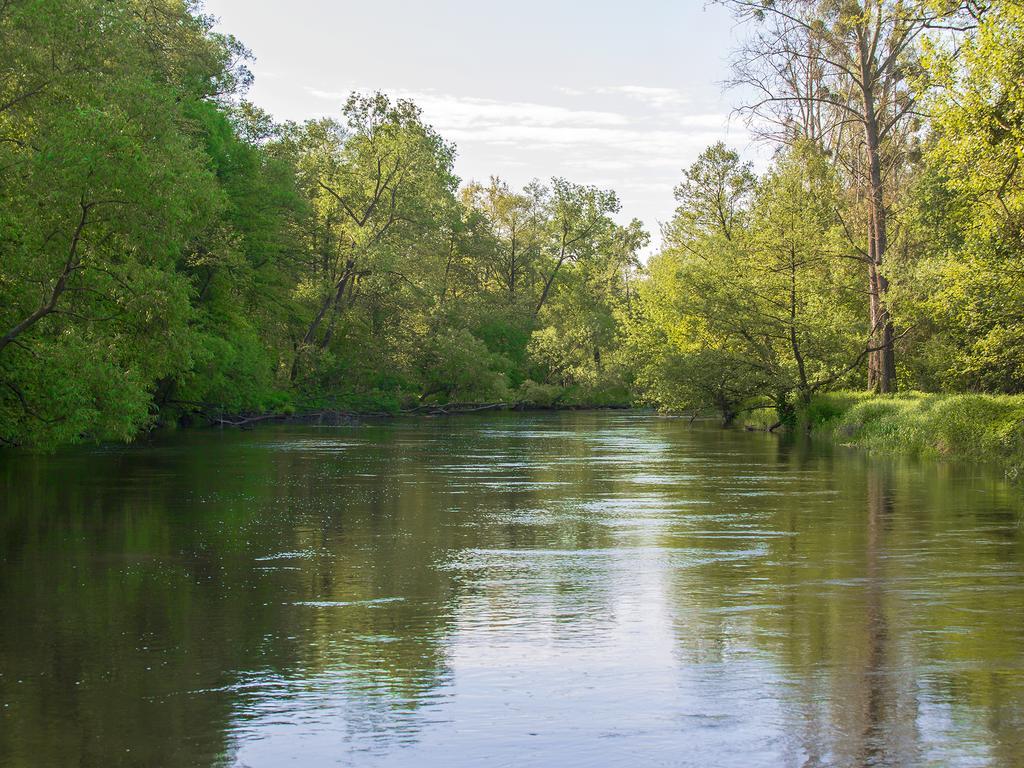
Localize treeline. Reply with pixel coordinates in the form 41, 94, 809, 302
3, 1, 1023, 448
0, 0, 645, 447
624, 0, 1024, 425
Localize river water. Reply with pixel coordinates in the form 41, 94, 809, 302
1, 412, 1023, 767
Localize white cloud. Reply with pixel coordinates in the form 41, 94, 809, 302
302, 84, 749, 246
445, 125, 727, 156
306, 87, 628, 129
556, 84, 693, 111
305, 85, 735, 155
599, 85, 691, 109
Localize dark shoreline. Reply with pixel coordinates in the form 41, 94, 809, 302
179, 402, 640, 430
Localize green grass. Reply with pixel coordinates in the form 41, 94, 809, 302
797, 391, 1024, 477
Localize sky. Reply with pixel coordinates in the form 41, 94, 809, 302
202, 0, 754, 245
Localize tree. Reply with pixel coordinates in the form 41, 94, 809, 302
161, 100, 304, 417
285, 94, 458, 379
893, 0, 1024, 392
664, 141, 755, 247
625, 143, 866, 421
528, 218, 647, 394
623, 144, 764, 419
461, 177, 545, 306
719, 0, 974, 392
0, 0, 246, 445
533, 179, 621, 318
739, 143, 867, 407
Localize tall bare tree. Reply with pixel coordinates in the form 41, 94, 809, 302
719, 0, 973, 392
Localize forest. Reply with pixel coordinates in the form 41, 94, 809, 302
2, 0, 1024, 451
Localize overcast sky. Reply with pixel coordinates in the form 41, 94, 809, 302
203, 0, 754, 245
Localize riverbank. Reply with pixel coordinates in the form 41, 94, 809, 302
762, 392, 1024, 478
167, 382, 633, 430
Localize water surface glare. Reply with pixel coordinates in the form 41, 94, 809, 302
2, 412, 1023, 767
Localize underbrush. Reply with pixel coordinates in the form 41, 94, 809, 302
796, 391, 1024, 476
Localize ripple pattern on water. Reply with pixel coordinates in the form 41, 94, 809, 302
2, 412, 1023, 768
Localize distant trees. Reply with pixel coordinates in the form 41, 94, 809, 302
0, 0, 648, 446
268, 103, 646, 412
462, 178, 545, 307
4, 0, 1023, 445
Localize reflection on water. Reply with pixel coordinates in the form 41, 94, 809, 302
1, 412, 1023, 767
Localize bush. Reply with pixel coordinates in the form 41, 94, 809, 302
798, 391, 1024, 474
515, 380, 563, 408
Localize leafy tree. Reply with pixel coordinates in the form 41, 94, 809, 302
894, 0, 1024, 392
286, 95, 458, 367
719, 0, 976, 392
0, 0, 244, 444
625, 143, 866, 422
462, 177, 545, 307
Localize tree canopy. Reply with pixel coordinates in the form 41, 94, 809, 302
2, 0, 1022, 445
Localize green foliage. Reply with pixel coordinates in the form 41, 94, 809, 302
416, 328, 511, 403
0, 0, 228, 445
799, 391, 1024, 475
624, 142, 866, 422
473, 312, 532, 387
5, 0, 1024, 452
891, 1, 1024, 393
0, 1, 648, 447
515, 380, 564, 408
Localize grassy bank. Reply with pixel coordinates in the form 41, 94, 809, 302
778, 391, 1024, 477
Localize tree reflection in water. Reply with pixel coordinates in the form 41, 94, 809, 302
1, 413, 1022, 767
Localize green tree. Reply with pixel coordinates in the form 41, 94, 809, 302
895, 0, 1024, 392
625, 143, 867, 422
286, 95, 458, 383
719, 0, 975, 392
0, 0, 246, 445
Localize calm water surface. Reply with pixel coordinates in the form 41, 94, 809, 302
2, 412, 1023, 767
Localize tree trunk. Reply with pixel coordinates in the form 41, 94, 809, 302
319, 269, 357, 349
867, 248, 881, 390
508, 230, 518, 304
534, 250, 567, 318
302, 259, 354, 346
859, 49, 896, 394
788, 247, 809, 398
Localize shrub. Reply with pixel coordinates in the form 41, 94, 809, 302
798, 390, 1024, 474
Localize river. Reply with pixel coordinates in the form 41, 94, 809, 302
1, 412, 1022, 767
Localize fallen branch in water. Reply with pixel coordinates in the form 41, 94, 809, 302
213, 413, 289, 427
209, 410, 373, 428
401, 402, 508, 416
